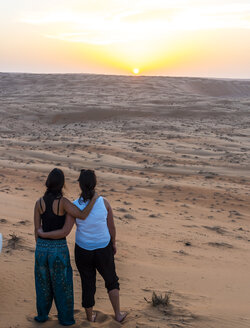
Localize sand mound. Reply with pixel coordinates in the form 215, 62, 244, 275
182, 78, 250, 97
50, 109, 152, 124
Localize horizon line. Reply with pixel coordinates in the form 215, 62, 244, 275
0, 71, 250, 81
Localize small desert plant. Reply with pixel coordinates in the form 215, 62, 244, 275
8, 233, 21, 249
152, 292, 170, 307
145, 291, 170, 307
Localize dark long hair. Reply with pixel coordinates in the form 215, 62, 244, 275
78, 169, 96, 202
44, 168, 65, 198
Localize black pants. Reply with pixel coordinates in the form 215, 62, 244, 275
74, 242, 119, 308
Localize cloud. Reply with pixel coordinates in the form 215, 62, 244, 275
19, 2, 250, 46
44, 32, 137, 45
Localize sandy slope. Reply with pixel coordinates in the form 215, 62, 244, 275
0, 73, 250, 328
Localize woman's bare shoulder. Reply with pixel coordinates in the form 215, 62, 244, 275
35, 196, 43, 205
103, 197, 111, 209
35, 197, 45, 213
61, 196, 70, 203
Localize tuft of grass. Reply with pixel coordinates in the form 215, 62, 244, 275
152, 292, 170, 307
8, 233, 21, 249
145, 292, 170, 307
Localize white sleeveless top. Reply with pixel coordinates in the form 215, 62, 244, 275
74, 196, 111, 250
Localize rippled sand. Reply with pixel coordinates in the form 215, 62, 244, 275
0, 73, 250, 328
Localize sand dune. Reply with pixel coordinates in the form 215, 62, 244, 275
0, 73, 250, 328
182, 78, 250, 97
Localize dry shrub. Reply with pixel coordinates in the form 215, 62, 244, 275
7, 233, 21, 249
145, 292, 170, 307
152, 292, 170, 307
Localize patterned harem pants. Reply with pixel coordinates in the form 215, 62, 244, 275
34, 238, 75, 326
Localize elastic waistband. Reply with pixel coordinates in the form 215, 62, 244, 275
36, 238, 67, 248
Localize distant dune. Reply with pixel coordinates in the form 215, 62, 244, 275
182, 78, 250, 97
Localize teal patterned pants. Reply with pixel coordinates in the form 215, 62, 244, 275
35, 238, 75, 326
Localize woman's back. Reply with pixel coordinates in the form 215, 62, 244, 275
74, 196, 110, 250
40, 194, 66, 238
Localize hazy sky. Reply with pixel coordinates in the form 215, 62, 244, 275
1, 0, 250, 77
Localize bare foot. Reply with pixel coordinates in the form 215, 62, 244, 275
85, 308, 96, 322
91, 311, 97, 322
87, 312, 96, 322
115, 311, 127, 323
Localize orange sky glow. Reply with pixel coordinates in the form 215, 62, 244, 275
0, 0, 250, 77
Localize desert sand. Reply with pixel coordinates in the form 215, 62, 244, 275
0, 73, 250, 328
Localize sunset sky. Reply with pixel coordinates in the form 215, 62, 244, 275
1, 0, 250, 77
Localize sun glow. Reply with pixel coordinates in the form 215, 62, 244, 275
1, 1, 250, 77
133, 68, 139, 75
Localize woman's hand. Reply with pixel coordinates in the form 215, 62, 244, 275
37, 227, 45, 237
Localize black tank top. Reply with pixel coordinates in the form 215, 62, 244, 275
40, 194, 66, 240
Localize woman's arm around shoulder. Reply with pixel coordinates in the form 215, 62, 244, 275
61, 193, 98, 220
104, 198, 117, 255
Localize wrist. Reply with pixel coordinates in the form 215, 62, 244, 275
38, 230, 45, 237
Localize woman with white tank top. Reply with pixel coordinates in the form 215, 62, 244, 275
38, 169, 127, 323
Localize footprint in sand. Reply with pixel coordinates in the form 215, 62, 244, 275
27, 310, 125, 327
75, 310, 123, 327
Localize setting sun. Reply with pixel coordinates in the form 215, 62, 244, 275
0, 1, 250, 77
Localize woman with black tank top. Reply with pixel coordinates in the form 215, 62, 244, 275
33, 168, 97, 325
